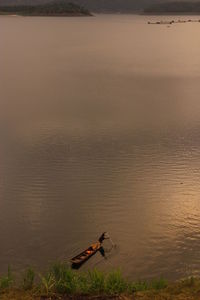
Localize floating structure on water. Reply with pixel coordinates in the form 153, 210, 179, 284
148, 21, 173, 24
148, 19, 200, 24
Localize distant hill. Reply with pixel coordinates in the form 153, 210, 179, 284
72, 0, 160, 12
0, 0, 176, 12
144, 1, 200, 13
0, 0, 198, 12
0, 0, 92, 15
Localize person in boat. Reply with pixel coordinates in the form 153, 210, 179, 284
98, 232, 109, 243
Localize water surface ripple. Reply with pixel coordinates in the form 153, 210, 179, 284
1, 14, 200, 279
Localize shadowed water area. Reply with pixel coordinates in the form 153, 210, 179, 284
1, 14, 200, 280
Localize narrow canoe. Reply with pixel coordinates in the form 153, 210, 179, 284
70, 242, 101, 268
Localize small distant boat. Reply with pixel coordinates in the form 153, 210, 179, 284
70, 232, 110, 268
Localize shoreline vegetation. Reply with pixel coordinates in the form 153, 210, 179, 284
0, 0, 92, 16
1, 264, 200, 299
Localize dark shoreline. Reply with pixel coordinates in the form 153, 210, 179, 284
0, 13, 93, 16
1, 11, 199, 16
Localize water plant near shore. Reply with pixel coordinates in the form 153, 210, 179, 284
0, 263, 168, 297
22, 268, 35, 291
2, 265, 200, 299
0, 267, 13, 290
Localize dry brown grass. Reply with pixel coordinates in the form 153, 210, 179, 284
1, 290, 200, 300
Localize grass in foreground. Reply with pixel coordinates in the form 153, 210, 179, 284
1, 264, 200, 299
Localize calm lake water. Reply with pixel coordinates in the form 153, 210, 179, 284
1, 14, 200, 280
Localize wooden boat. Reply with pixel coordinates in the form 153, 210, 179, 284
70, 233, 108, 269
70, 242, 101, 268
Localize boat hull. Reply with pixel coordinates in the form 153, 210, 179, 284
70, 242, 101, 269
